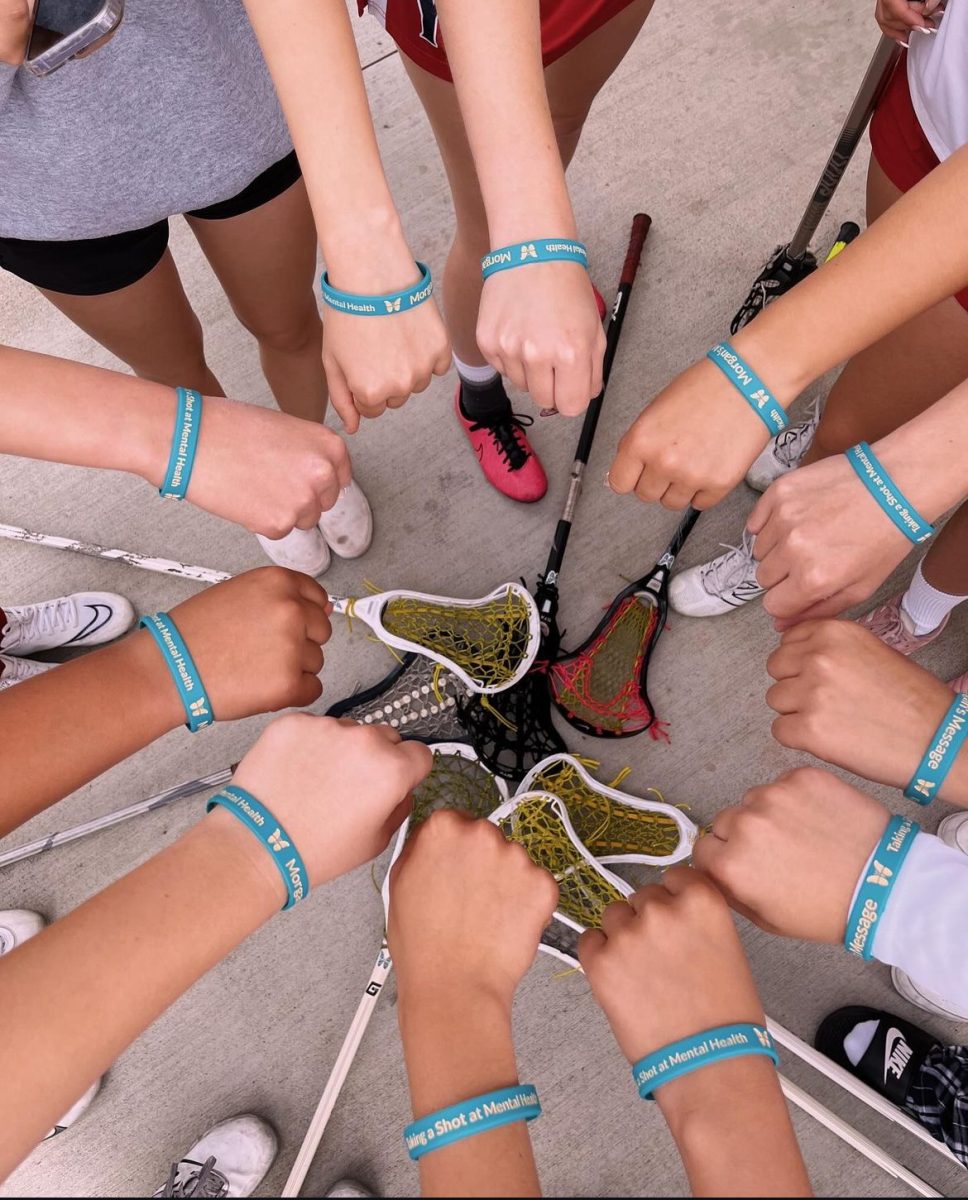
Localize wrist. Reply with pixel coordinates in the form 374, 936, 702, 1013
116, 629, 187, 733
189, 807, 288, 916
319, 208, 419, 294
129, 389, 179, 487
657, 1054, 781, 1140
874, 424, 968, 522
728, 324, 811, 408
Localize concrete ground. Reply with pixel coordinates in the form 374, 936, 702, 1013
2, 2, 967, 1196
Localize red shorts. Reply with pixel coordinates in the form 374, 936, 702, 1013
869, 54, 968, 311
359, 0, 638, 82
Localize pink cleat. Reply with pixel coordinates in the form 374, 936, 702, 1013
855, 592, 949, 656
455, 386, 548, 504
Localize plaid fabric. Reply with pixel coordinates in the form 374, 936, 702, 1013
905, 1046, 968, 1167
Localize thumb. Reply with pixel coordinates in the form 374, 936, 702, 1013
746, 487, 773, 536
608, 436, 645, 495
398, 739, 434, 790
325, 357, 360, 435
577, 927, 607, 973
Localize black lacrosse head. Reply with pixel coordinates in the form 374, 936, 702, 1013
326, 652, 469, 743
730, 244, 818, 333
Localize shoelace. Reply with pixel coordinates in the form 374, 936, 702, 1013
160, 1157, 228, 1198
772, 399, 822, 468
702, 531, 760, 594
469, 411, 534, 471
4, 596, 77, 651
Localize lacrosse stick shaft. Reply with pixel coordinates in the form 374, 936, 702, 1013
768, 1018, 961, 1166
543, 213, 652, 604
282, 942, 393, 1198
0, 523, 230, 585
787, 35, 901, 259
0, 765, 237, 870
778, 1076, 941, 1197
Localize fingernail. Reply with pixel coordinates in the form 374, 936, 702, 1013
540, 407, 559, 418
604, 471, 613, 491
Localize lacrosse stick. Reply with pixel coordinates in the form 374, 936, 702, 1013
460, 213, 652, 779
326, 651, 468, 743
731, 35, 900, 330
549, 507, 699, 738
0, 764, 236, 870
518, 754, 697, 865
282, 744, 509, 1197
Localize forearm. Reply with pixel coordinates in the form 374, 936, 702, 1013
0, 630, 182, 835
242, 0, 416, 289
0, 345, 175, 480
659, 1059, 811, 1197
434, 0, 576, 242
0, 810, 282, 1179
734, 142, 968, 401
399, 989, 540, 1198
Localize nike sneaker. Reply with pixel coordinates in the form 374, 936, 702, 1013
1, 591, 135, 655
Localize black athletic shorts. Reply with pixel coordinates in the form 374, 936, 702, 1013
0, 150, 302, 297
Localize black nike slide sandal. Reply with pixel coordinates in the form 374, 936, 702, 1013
816, 1006, 940, 1107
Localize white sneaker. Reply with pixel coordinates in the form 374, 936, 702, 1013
937, 812, 968, 854
669, 530, 764, 617
891, 966, 968, 1022
325, 1182, 375, 1199
0, 908, 45, 955
0, 653, 55, 691
0, 911, 104, 1137
745, 405, 820, 492
256, 527, 331, 577
318, 480, 373, 560
1, 592, 135, 655
155, 1115, 278, 1198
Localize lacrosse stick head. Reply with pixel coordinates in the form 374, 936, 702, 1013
326, 652, 468, 743
518, 754, 696, 866
490, 791, 632, 939
730, 244, 818, 333
383, 743, 511, 914
458, 665, 566, 783
335, 583, 540, 696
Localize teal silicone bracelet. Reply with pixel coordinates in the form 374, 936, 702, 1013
481, 238, 588, 280
319, 261, 433, 316
160, 387, 203, 500
207, 784, 308, 911
631, 1023, 778, 1101
706, 342, 789, 435
404, 1084, 541, 1161
845, 442, 935, 545
139, 612, 214, 732
845, 815, 920, 960
904, 692, 968, 804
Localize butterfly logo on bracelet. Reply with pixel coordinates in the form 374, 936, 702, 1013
866, 860, 893, 887
384, 298, 402, 313
754, 1028, 772, 1049
268, 829, 291, 853
189, 698, 211, 723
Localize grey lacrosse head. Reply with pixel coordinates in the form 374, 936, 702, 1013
326, 652, 468, 743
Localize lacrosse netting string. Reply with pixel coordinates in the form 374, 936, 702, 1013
409, 743, 509, 828
549, 592, 662, 737
326, 652, 468, 744
518, 754, 696, 865
335, 583, 539, 695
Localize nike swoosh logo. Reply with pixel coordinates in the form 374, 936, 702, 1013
65, 604, 114, 646
884, 1027, 906, 1083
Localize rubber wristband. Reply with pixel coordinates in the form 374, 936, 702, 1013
139, 612, 214, 732
631, 1023, 778, 1101
844, 815, 920, 960
844, 442, 935, 545
319, 261, 433, 316
159, 387, 203, 500
481, 239, 588, 280
706, 342, 789, 435
904, 692, 968, 805
207, 784, 308, 911
404, 1084, 541, 1161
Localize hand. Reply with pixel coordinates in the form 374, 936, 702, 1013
692, 767, 889, 941
875, 0, 943, 44
580, 868, 765, 1064
140, 396, 353, 538
321, 269, 451, 434
767, 620, 965, 797
748, 451, 917, 628
0, 1, 31, 66
161, 567, 332, 720
477, 263, 605, 415
227, 714, 432, 886
609, 357, 771, 509
388, 810, 559, 1010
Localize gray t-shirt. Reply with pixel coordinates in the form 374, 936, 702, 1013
0, 1, 294, 240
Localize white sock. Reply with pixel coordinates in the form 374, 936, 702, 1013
844, 1018, 879, 1066
453, 353, 499, 387
900, 561, 967, 636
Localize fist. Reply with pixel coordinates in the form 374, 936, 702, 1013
164, 567, 331, 721
692, 767, 890, 942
